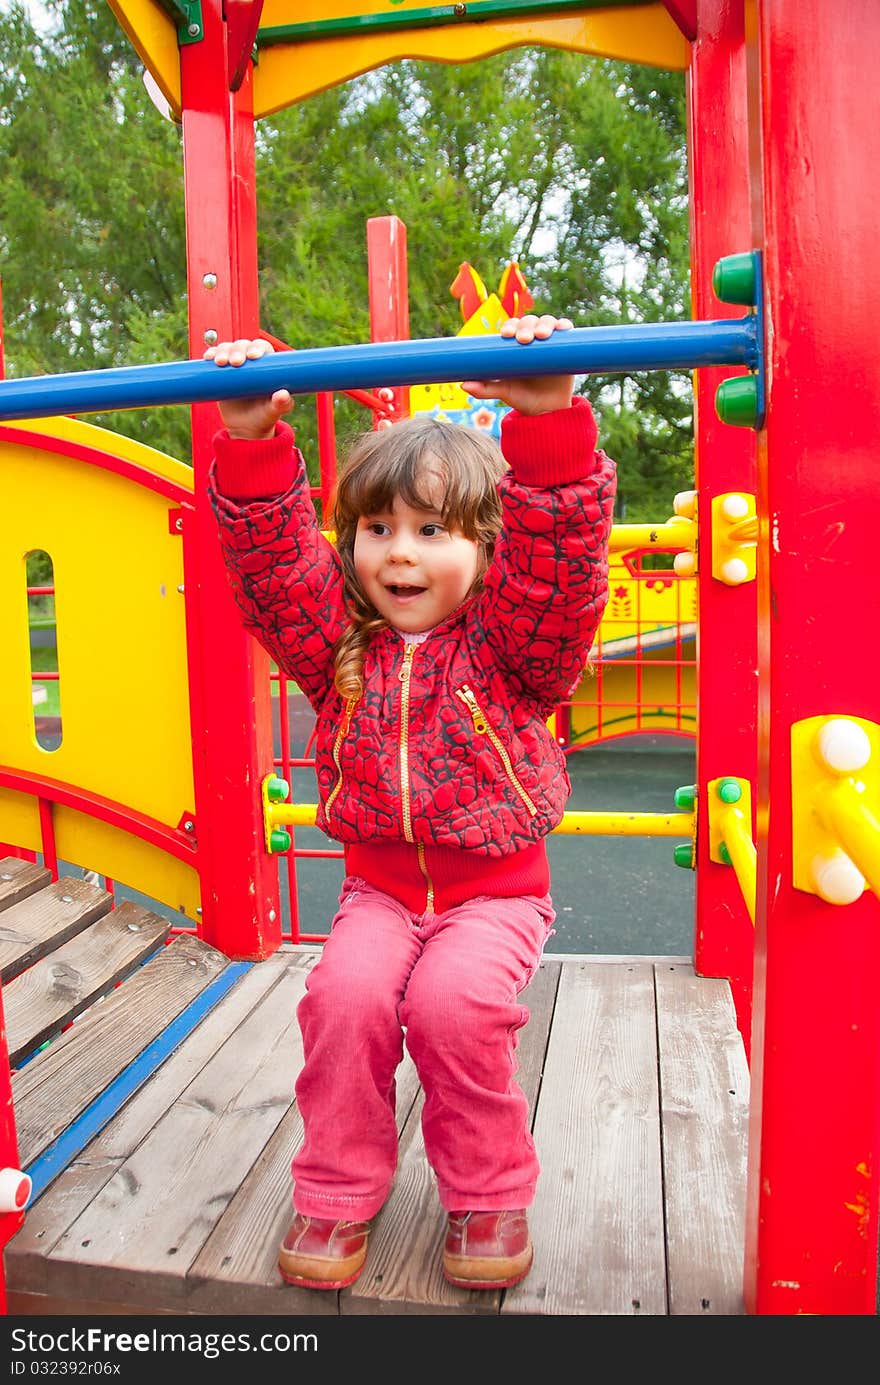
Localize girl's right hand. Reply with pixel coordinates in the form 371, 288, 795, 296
204, 338, 293, 440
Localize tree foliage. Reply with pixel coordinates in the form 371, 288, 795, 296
0, 1, 692, 516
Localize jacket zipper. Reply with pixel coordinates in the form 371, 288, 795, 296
325, 695, 358, 821
455, 684, 539, 818
399, 644, 434, 912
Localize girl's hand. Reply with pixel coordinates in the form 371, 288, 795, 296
204, 338, 292, 440
462, 314, 575, 416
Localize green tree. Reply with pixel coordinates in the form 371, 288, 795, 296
0, 3, 691, 514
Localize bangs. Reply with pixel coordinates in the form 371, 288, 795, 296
332, 415, 505, 541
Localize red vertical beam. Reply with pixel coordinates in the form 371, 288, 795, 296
0, 984, 26, 1312
744, 0, 880, 1314
178, 2, 281, 958
687, 1, 757, 1052
366, 215, 410, 421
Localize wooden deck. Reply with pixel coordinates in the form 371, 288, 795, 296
0, 855, 749, 1317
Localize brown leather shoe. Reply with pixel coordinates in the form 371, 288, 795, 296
278, 1213, 370, 1289
443, 1209, 533, 1289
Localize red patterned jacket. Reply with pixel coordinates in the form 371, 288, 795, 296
210, 399, 616, 912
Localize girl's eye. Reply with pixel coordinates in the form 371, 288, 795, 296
421, 523, 445, 537
364, 521, 389, 536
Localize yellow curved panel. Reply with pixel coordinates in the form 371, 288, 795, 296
107, 0, 182, 118
253, 5, 688, 116
0, 424, 197, 915
2, 415, 194, 490
0, 788, 200, 920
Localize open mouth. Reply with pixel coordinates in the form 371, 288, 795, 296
387, 584, 426, 598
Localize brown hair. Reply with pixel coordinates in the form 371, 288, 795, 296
331, 414, 506, 699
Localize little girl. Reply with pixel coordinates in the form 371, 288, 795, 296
206, 314, 617, 1292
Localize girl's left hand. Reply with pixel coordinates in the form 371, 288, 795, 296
462, 314, 575, 416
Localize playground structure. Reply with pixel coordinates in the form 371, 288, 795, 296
0, 0, 876, 1317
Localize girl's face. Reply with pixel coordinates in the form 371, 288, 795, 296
353, 466, 481, 634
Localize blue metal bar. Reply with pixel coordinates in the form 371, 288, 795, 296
23, 960, 252, 1204
0, 318, 758, 423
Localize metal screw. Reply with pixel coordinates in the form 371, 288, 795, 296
188, 23, 200, 38
175, 517, 183, 532
268, 909, 277, 923
196, 908, 202, 916
183, 820, 194, 833
61, 895, 73, 904
0, 873, 12, 881
177, 584, 185, 594
454, 3, 467, 15
202, 273, 217, 290
204, 329, 218, 345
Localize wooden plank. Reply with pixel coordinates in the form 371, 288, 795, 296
37, 951, 318, 1313
0, 878, 112, 983
655, 963, 749, 1316
188, 1041, 423, 1315
344, 960, 561, 1315
3, 901, 171, 1066
0, 858, 52, 912
12, 934, 232, 1166
6, 951, 294, 1300
506, 961, 667, 1316
7, 1291, 183, 1316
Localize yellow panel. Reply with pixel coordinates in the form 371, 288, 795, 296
253, 5, 689, 116
103, 3, 688, 120
107, 1, 181, 117
602, 551, 697, 639
2, 415, 193, 486
0, 787, 40, 854
0, 788, 199, 918
568, 645, 697, 745
0, 424, 197, 914
52, 805, 201, 920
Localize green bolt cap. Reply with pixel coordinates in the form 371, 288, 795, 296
673, 843, 695, 870
716, 375, 759, 428
674, 784, 696, 811
717, 778, 742, 804
269, 827, 292, 853
712, 252, 756, 305
266, 775, 290, 803
719, 842, 732, 865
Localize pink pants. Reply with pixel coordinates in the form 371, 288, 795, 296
290, 876, 555, 1220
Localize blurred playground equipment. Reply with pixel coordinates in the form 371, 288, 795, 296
0, 0, 876, 1319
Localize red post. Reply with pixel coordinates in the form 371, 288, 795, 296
0, 985, 25, 1313
687, 2, 757, 1050
366, 216, 410, 421
744, 0, 880, 1314
178, 1, 282, 958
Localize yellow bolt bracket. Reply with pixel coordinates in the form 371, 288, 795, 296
791, 716, 880, 904
262, 773, 293, 854
711, 492, 757, 586
707, 776, 756, 924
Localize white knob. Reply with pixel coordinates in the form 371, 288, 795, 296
722, 493, 750, 520
815, 719, 872, 773
811, 850, 866, 906
673, 551, 696, 578
720, 556, 749, 585
0, 1167, 31, 1212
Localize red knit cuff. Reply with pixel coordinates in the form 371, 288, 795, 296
212, 420, 298, 501
500, 395, 599, 487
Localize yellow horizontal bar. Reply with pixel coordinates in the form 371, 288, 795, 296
609, 518, 695, 553
270, 802, 694, 839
